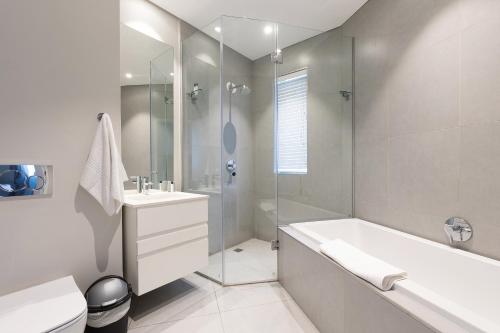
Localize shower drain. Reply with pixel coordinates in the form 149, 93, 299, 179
233, 248, 243, 253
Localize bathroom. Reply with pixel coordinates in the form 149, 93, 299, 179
0, 0, 499, 332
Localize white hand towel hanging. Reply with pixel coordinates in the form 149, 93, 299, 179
320, 239, 407, 291
80, 113, 128, 216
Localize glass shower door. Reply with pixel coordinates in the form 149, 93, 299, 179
275, 24, 353, 225
181, 20, 223, 283
219, 16, 279, 284
181, 15, 353, 286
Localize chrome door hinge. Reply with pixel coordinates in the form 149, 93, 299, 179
271, 240, 279, 251
270, 50, 283, 64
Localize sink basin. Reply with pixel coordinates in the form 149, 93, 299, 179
124, 190, 208, 208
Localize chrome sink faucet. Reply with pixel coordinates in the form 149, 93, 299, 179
131, 176, 151, 194
444, 217, 473, 246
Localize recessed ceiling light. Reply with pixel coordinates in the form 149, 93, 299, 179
170, 72, 174, 76
214, 26, 221, 33
264, 25, 273, 35
125, 73, 133, 79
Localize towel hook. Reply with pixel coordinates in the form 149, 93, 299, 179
97, 113, 104, 121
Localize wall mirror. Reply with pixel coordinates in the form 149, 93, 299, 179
120, 23, 174, 189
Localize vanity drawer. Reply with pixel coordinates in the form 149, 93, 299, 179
137, 223, 208, 255
137, 237, 208, 295
137, 199, 208, 237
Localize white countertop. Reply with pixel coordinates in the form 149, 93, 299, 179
124, 190, 209, 208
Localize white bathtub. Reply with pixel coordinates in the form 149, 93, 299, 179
290, 218, 500, 333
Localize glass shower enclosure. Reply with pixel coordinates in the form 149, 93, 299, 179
182, 16, 353, 285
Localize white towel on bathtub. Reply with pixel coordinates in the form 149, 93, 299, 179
320, 239, 407, 291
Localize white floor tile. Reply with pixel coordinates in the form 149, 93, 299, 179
216, 282, 291, 312
127, 274, 317, 333
128, 314, 224, 333
185, 272, 221, 293
220, 300, 319, 333
129, 276, 219, 329
200, 238, 277, 284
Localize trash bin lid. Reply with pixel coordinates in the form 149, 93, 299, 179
85, 276, 131, 313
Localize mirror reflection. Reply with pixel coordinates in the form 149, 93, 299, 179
120, 23, 174, 189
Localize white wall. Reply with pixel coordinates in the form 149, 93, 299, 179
0, 0, 122, 294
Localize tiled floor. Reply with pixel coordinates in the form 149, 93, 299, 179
128, 273, 318, 333
200, 238, 278, 284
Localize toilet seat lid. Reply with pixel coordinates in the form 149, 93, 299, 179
0, 276, 87, 333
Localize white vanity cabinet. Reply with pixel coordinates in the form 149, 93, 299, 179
123, 191, 209, 295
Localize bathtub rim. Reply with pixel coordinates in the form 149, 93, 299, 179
289, 218, 500, 268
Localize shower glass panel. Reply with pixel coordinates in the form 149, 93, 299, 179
182, 16, 353, 285
182, 18, 223, 282
220, 16, 279, 284
150, 49, 175, 188
276, 24, 353, 224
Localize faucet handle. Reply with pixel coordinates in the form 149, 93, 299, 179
142, 181, 152, 194
130, 176, 149, 193
444, 217, 473, 245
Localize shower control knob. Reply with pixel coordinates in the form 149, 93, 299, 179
444, 217, 472, 245
226, 159, 237, 177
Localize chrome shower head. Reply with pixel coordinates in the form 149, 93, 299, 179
226, 82, 251, 95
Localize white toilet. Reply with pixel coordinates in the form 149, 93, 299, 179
0, 276, 87, 333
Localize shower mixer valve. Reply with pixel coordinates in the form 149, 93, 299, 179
226, 160, 237, 176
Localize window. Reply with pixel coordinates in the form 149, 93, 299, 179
276, 69, 308, 174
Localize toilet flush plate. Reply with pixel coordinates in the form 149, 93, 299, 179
0, 164, 52, 200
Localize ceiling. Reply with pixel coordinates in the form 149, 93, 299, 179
120, 23, 174, 86
150, 0, 367, 59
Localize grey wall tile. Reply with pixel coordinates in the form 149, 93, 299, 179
279, 230, 345, 333
346, 0, 500, 259
387, 128, 460, 217
387, 36, 460, 137
343, 276, 433, 333
460, 0, 500, 30
461, 18, 500, 125
458, 123, 500, 258
354, 138, 387, 207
